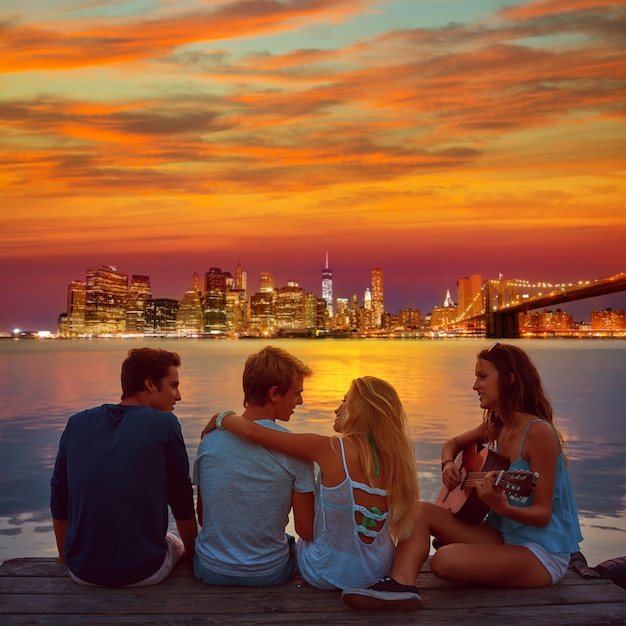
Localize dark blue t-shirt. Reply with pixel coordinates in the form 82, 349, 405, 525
50, 404, 194, 586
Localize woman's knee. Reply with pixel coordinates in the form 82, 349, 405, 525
430, 546, 457, 580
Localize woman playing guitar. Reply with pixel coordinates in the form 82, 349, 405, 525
342, 343, 583, 611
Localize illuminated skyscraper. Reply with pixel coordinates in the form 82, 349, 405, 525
66, 280, 86, 336
371, 268, 384, 328
334, 298, 350, 329
177, 286, 203, 335
203, 268, 227, 332
362, 289, 373, 329
192, 272, 201, 295
85, 265, 128, 334
322, 253, 333, 317
235, 262, 247, 292
431, 290, 458, 331
250, 291, 275, 333
303, 293, 318, 330
275, 281, 305, 329
126, 275, 151, 334
145, 298, 179, 335
259, 271, 275, 293
364, 288, 372, 309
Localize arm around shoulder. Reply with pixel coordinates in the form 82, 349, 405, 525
218, 413, 330, 462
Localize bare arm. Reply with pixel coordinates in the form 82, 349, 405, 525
175, 517, 198, 563
477, 421, 559, 527
441, 424, 487, 490
292, 490, 315, 541
204, 413, 332, 464
52, 517, 68, 563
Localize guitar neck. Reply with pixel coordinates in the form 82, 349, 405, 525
461, 472, 492, 488
461, 469, 538, 499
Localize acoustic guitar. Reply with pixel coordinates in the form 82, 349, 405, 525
435, 442, 538, 525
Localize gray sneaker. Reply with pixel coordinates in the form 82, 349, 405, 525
342, 576, 422, 611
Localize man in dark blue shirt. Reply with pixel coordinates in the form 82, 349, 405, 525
50, 347, 197, 586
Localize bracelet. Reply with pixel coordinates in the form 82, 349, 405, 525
441, 459, 455, 470
216, 410, 235, 430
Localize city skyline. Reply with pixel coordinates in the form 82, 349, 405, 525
1, 1, 624, 330
5, 260, 626, 334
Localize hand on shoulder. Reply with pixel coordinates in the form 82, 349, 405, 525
201, 412, 222, 438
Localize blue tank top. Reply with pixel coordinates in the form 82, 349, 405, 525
487, 420, 583, 554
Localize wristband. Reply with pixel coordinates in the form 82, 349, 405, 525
216, 410, 235, 430
441, 459, 455, 470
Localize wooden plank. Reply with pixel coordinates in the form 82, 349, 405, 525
3, 584, 624, 615
1, 558, 624, 626
1, 576, 623, 606
2, 605, 626, 626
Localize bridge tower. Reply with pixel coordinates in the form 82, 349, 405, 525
485, 281, 521, 338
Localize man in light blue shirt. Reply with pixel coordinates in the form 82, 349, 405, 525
194, 346, 315, 586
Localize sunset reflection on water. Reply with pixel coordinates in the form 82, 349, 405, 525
1, 337, 624, 566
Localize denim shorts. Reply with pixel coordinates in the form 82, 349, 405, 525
519, 541, 570, 585
193, 536, 297, 587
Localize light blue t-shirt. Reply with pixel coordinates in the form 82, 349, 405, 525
487, 420, 583, 554
193, 420, 314, 578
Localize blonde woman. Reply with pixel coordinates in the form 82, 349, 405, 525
203, 376, 420, 601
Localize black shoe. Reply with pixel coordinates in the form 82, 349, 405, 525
342, 576, 422, 611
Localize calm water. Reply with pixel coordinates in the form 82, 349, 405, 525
0, 337, 624, 566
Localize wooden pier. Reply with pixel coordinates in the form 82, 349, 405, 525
1, 557, 624, 625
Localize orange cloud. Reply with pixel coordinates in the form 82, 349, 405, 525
498, 0, 623, 20
1, 0, 369, 71
0, 1, 624, 272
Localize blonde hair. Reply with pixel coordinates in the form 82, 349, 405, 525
243, 346, 312, 406
338, 376, 419, 541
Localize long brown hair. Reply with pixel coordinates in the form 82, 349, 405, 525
478, 343, 566, 458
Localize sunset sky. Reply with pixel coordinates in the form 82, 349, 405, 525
1, 0, 625, 331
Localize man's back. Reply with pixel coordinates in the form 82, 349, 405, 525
51, 404, 193, 586
194, 420, 314, 577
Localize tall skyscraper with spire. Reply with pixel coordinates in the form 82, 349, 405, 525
322, 252, 333, 317
371, 268, 384, 328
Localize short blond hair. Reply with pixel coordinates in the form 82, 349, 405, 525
243, 346, 312, 406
